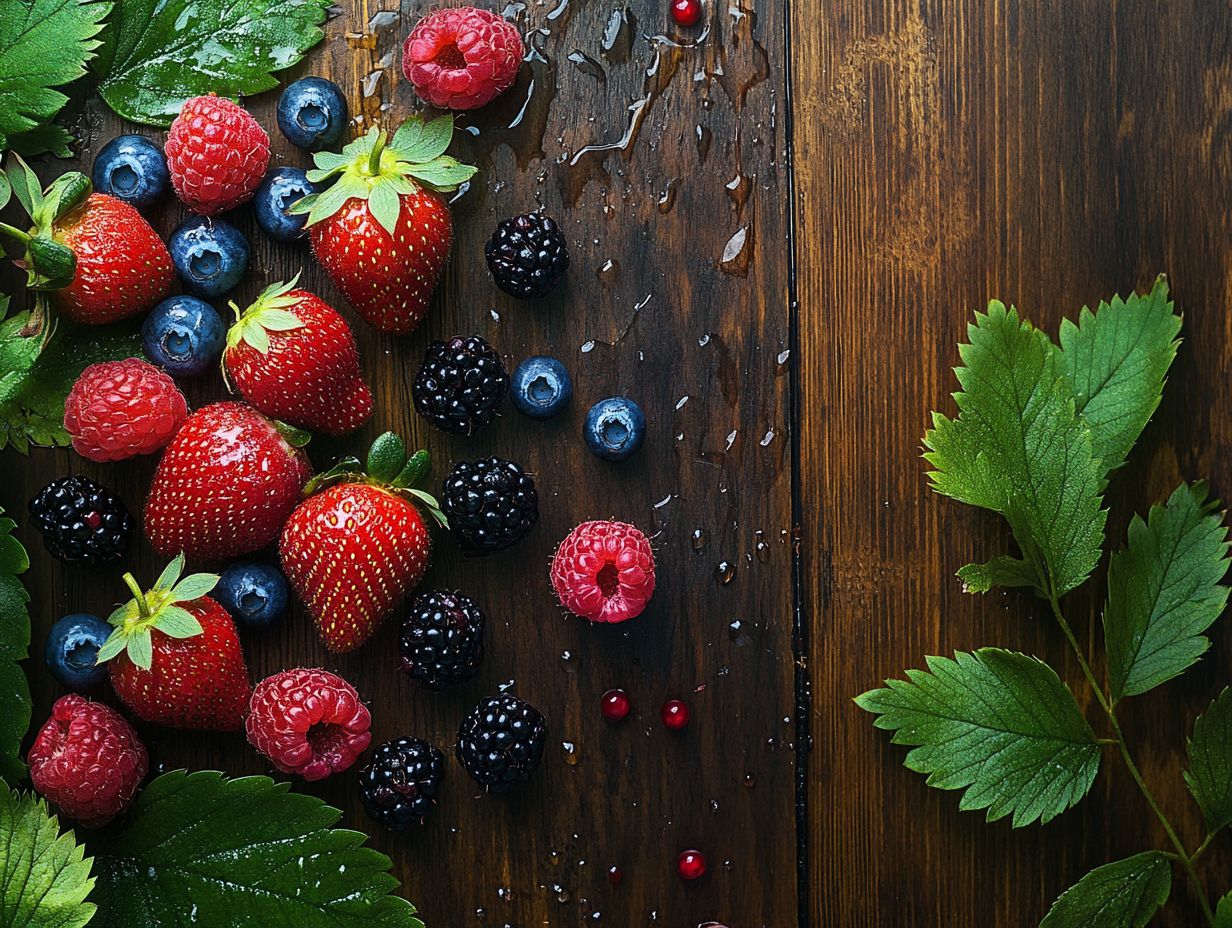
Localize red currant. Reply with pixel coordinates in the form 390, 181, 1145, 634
677, 849, 707, 880
670, 0, 701, 26
601, 688, 631, 722
661, 698, 690, 730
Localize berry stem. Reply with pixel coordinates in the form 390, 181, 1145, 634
365, 131, 388, 177
122, 573, 151, 619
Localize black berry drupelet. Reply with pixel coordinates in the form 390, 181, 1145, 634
400, 590, 486, 690
484, 213, 569, 299
358, 737, 445, 830
456, 694, 547, 793
412, 336, 508, 435
440, 457, 538, 555
28, 476, 133, 565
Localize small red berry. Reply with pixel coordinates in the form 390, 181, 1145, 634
607, 865, 624, 886
661, 698, 690, 730
677, 849, 707, 880
64, 358, 188, 462
671, 0, 702, 26
601, 688, 631, 722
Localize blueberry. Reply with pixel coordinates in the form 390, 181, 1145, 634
169, 216, 249, 297
277, 77, 348, 151
91, 134, 169, 209
584, 397, 646, 461
214, 561, 289, 630
142, 295, 226, 377
44, 614, 111, 690
510, 355, 572, 419
254, 167, 319, 242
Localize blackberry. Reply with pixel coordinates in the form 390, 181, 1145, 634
412, 336, 508, 435
28, 476, 133, 565
456, 694, 546, 793
400, 590, 486, 690
440, 458, 538, 555
484, 213, 569, 299
358, 737, 445, 830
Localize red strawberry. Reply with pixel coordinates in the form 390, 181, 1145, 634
96, 555, 252, 731
290, 115, 476, 335
223, 278, 372, 436
145, 402, 313, 561
280, 432, 445, 652
0, 157, 172, 325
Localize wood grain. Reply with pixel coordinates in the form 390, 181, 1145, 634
796, 1, 1232, 925
0, 0, 796, 924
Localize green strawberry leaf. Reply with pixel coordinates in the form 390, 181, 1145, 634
393, 449, 430, 489
92, 770, 426, 928
94, 0, 331, 126
0, 510, 31, 784
406, 155, 477, 192
1185, 687, 1232, 834
1104, 483, 1230, 701
1217, 892, 1232, 928
98, 558, 217, 670
0, 171, 10, 212
391, 114, 454, 163
856, 648, 1100, 827
0, 0, 110, 155
0, 784, 96, 928
367, 431, 408, 483
1039, 851, 1172, 928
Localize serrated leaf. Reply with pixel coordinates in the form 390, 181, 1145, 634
95, 0, 330, 126
391, 114, 453, 163
1056, 276, 1180, 475
126, 629, 152, 669
0, 784, 96, 928
856, 648, 1100, 827
169, 572, 219, 603
1105, 482, 1230, 701
407, 155, 478, 191
152, 605, 204, 639
1185, 687, 1232, 833
367, 182, 400, 235
0, 0, 110, 153
923, 303, 1107, 597
255, 309, 304, 331
242, 323, 270, 354
1216, 892, 1232, 928
1039, 851, 1171, 928
92, 770, 426, 928
152, 553, 185, 593
0, 510, 31, 784
956, 555, 1038, 593
7, 121, 76, 158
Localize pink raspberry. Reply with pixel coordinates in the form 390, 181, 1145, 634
246, 668, 372, 781
28, 695, 148, 828
550, 520, 656, 623
402, 7, 524, 110
64, 358, 188, 462
165, 95, 270, 215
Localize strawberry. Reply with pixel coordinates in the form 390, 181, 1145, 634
0, 155, 172, 325
280, 432, 447, 652
145, 402, 313, 561
223, 277, 373, 436
96, 554, 252, 731
289, 115, 476, 335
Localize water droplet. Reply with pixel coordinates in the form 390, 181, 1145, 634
691, 528, 707, 551
490, 308, 501, 321
657, 177, 679, 213
698, 333, 712, 346
567, 48, 605, 79
601, 6, 635, 62
596, 258, 620, 283
675, 395, 690, 410
553, 884, 571, 903
653, 494, 673, 509
760, 428, 774, 446
581, 340, 596, 353
498, 679, 516, 693
724, 429, 738, 451
719, 225, 751, 276
695, 124, 712, 161
498, 887, 513, 902
743, 772, 756, 787
710, 799, 720, 812
715, 561, 735, 584
361, 70, 383, 98
562, 741, 579, 764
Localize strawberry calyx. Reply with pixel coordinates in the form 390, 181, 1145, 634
304, 431, 448, 528
287, 114, 477, 236
95, 553, 220, 671
226, 274, 307, 356
0, 153, 90, 291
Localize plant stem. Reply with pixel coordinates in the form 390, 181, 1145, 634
1193, 832, 1216, 863
1047, 592, 1215, 926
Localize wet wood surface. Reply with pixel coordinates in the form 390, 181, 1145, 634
797, 2, 1232, 926
1, 0, 797, 926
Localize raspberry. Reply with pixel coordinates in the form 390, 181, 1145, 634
28, 694, 148, 827
165, 95, 270, 215
64, 358, 188, 462
550, 520, 656, 623
402, 7, 524, 110
245, 668, 372, 781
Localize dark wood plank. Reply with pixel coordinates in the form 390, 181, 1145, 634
797, 1, 1232, 925
0, 0, 796, 924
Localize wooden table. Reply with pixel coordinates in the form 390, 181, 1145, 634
3, 0, 1231, 925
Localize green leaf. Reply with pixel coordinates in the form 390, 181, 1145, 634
92, 770, 426, 928
923, 303, 1107, 597
95, 0, 331, 126
1104, 482, 1230, 701
1056, 276, 1180, 475
0, 0, 110, 154
1039, 851, 1171, 928
125, 629, 152, 670
393, 449, 430, 489
152, 553, 185, 593
7, 121, 76, 159
0, 511, 31, 783
367, 182, 400, 236
0, 171, 10, 211
407, 155, 478, 191
855, 648, 1100, 827
1216, 892, 1232, 928
168, 572, 219, 603
391, 114, 454, 163
0, 784, 96, 928
151, 605, 204, 639
366, 432, 407, 482
0, 316, 142, 453
1185, 687, 1232, 833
